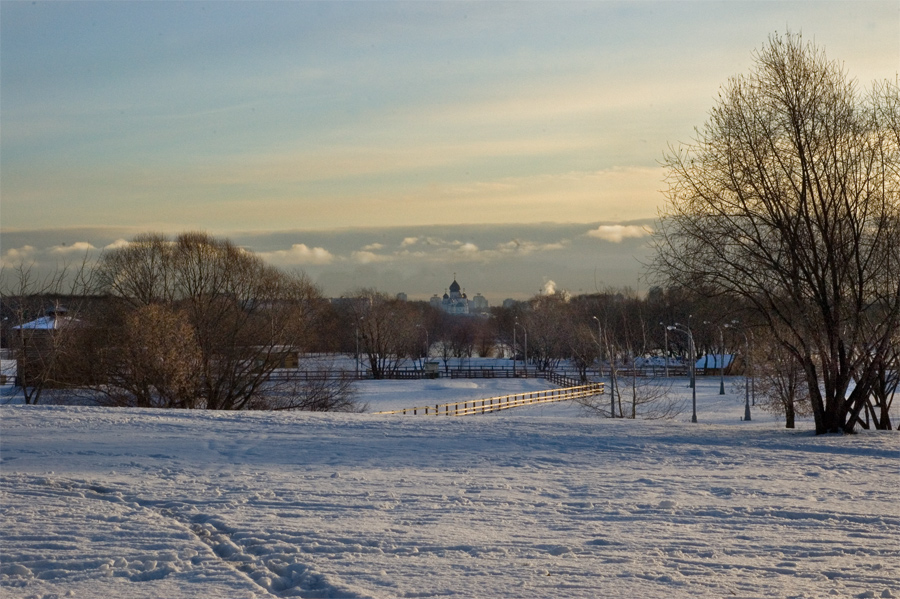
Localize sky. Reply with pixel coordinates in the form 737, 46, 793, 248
2, 1, 898, 302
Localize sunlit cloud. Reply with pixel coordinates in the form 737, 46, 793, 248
587, 224, 652, 243
1, 245, 37, 268
104, 239, 132, 250
49, 241, 97, 254
0, 221, 661, 302
497, 239, 568, 255
258, 244, 335, 265
351, 250, 390, 264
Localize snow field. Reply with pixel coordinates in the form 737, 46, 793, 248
1, 377, 898, 598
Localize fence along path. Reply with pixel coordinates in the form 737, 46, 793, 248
373, 381, 604, 416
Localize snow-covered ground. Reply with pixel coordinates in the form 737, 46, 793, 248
1, 376, 897, 598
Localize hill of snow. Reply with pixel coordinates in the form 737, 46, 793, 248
1, 377, 897, 598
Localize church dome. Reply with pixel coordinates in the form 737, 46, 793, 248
449, 279, 461, 293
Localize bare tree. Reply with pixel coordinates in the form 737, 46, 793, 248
87, 303, 203, 408
652, 33, 900, 433
348, 289, 418, 379
252, 370, 362, 412
576, 376, 682, 420
1, 258, 96, 404
567, 320, 599, 383
523, 294, 569, 373
860, 321, 898, 430
92, 232, 326, 410
750, 328, 812, 429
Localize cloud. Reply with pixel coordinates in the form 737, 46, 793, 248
49, 241, 97, 254
1, 245, 37, 268
258, 244, 335, 265
1, 221, 659, 302
497, 239, 568, 255
104, 239, 132, 250
361, 242, 385, 251
351, 251, 390, 264
587, 225, 652, 243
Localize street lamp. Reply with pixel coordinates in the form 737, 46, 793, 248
659, 322, 669, 378
515, 319, 528, 377
513, 319, 518, 376
668, 323, 698, 423
594, 315, 614, 416
704, 321, 727, 395
726, 322, 753, 420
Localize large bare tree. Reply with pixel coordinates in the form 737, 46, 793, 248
92, 232, 325, 410
347, 289, 419, 379
652, 33, 900, 433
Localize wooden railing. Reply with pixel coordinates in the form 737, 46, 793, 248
268, 366, 592, 382
373, 382, 604, 416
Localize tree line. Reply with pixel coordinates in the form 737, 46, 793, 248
3, 234, 894, 429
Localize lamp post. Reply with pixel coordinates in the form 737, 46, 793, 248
668, 323, 698, 423
659, 322, 669, 378
705, 321, 727, 395
512, 319, 517, 376
593, 316, 602, 378
515, 319, 528, 378
726, 322, 754, 419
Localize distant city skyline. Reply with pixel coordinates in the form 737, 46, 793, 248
2, 2, 897, 299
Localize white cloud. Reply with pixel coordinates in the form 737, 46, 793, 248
351, 251, 390, 264
104, 239, 132, 250
400, 237, 419, 247
456, 242, 479, 254
587, 225, 652, 243
497, 239, 568, 255
50, 241, 97, 254
1, 245, 37, 268
259, 244, 335, 265
361, 242, 384, 251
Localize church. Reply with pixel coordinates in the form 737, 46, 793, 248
429, 276, 489, 315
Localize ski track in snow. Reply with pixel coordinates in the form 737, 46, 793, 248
1, 378, 898, 599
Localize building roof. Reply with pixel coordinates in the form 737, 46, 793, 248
13, 307, 78, 330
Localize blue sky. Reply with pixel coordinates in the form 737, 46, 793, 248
1, 1, 898, 301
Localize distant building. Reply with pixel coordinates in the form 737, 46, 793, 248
441, 277, 469, 315
472, 293, 489, 313
431, 276, 489, 315
396, 292, 408, 302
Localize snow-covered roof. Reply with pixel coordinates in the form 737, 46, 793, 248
695, 354, 735, 369
13, 313, 79, 330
